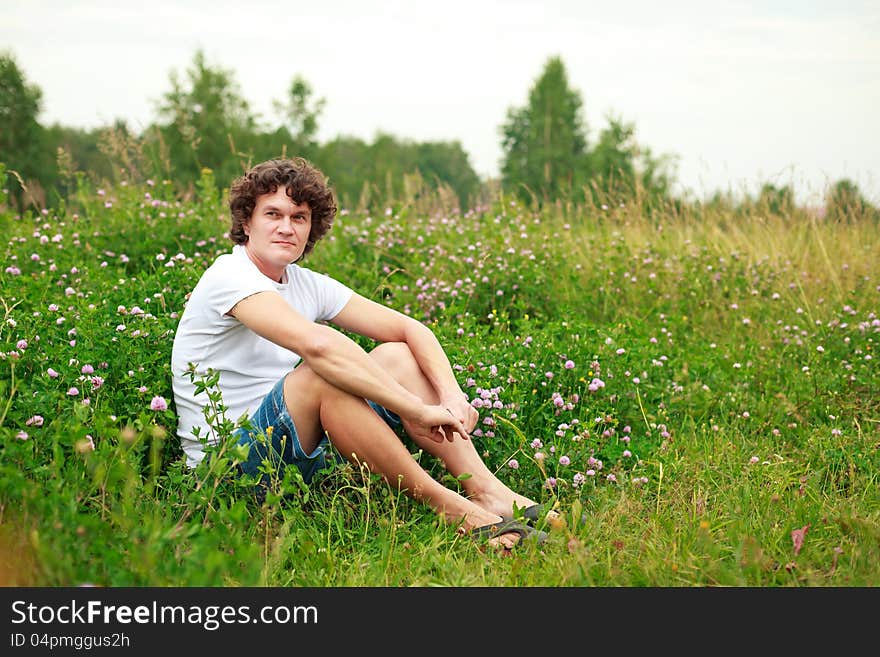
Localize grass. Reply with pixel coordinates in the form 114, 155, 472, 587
0, 166, 877, 586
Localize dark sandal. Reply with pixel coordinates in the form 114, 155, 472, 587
469, 518, 547, 549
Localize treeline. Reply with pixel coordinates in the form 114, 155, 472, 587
1, 50, 480, 212
1, 49, 876, 220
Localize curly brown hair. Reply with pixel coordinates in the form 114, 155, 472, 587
228, 157, 337, 260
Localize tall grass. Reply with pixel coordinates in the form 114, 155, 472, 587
0, 164, 877, 586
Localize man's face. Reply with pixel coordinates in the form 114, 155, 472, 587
243, 186, 312, 280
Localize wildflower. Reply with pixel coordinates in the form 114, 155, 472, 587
16, 339, 27, 350
75, 436, 95, 453
5, 266, 21, 275
81, 364, 94, 374
559, 455, 570, 466
622, 449, 632, 457
606, 474, 617, 482
150, 396, 168, 411
67, 387, 79, 396
831, 428, 842, 437
26, 415, 44, 427
16, 431, 28, 440
573, 472, 585, 487
749, 456, 759, 464
564, 360, 575, 369
47, 367, 59, 378
507, 459, 519, 470
530, 438, 543, 449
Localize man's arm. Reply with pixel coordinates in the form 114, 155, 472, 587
329, 293, 478, 433
229, 290, 469, 442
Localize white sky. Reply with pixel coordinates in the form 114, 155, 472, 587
3, 0, 879, 205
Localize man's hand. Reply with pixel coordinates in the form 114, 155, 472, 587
403, 403, 471, 444
440, 393, 478, 436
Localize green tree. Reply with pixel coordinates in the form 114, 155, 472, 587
589, 116, 636, 202
414, 140, 480, 209
499, 56, 589, 204
153, 49, 258, 188
825, 179, 877, 222
0, 51, 54, 209
272, 75, 325, 159
587, 115, 675, 209
756, 183, 795, 217
318, 133, 480, 211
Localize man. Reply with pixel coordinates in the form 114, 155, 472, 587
171, 158, 545, 550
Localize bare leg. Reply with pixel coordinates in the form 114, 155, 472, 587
367, 342, 542, 519
281, 363, 527, 549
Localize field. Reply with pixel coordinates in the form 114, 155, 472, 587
1, 167, 878, 586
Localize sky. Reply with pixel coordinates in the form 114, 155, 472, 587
3, 0, 879, 205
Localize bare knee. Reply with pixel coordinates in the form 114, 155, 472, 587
369, 342, 436, 402
369, 342, 418, 377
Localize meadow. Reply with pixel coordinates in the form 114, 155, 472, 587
0, 165, 877, 586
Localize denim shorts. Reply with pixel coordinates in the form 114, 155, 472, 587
234, 374, 402, 487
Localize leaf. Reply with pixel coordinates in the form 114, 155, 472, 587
791, 524, 810, 556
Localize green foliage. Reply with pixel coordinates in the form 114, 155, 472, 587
588, 115, 676, 209
321, 132, 479, 210
272, 75, 325, 155
1, 171, 877, 586
757, 183, 795, 217
0, 51, 56, 210
825, 179, 878, 223
500, 56, 589, 204
155, 49, 259, 186
499, 56, 676, 209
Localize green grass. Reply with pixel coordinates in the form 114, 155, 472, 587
0, 167, 877, 586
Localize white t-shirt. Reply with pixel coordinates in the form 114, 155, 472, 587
171, 244, 353, 467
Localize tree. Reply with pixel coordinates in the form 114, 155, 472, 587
414, 140, 480, 209
825, 179, 876, 222
0, 51, 54, 209
272, 75, 325, 158
587, 114, 675, 209
499, 56, 589, 204
756, 183, 795, 217
154, 49, 258, 186
318, 133, 480, 211
589, 116, 637, 202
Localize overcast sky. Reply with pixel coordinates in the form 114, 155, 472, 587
3, 0, 878, 204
